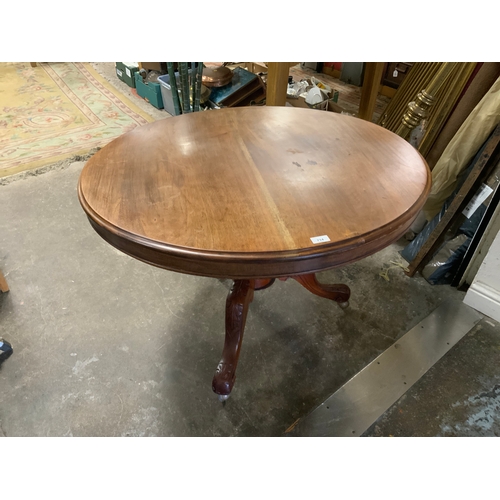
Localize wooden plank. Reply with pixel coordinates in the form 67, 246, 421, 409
0, 270, 9, 293
379, 85, 397, 98
406, 124, 500, 277
358, 62, 384, 121
244, 62, 268, 73
266, 62, 290, 106
322, 67, 342, 79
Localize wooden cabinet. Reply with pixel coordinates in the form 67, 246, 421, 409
383, 62, 413, 89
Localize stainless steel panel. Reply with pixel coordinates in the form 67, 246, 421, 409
289, 300, 483, 437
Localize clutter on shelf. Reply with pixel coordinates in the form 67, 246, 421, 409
117, 62, 270, 114
286, 75, 342, 113
207, 66, 266, 108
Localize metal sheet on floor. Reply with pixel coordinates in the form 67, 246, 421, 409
288, 300, 483, 437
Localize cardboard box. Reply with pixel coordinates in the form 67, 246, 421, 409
286, 95, 312, 109
134, 72, 164, 109
139, 62, 167, 73
115, 62, 140, 88
286, 77, 343, 112
286, 95, 345, 114
326, 101, 344, 113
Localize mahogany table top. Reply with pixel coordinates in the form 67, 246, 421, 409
78, 107, 430, 278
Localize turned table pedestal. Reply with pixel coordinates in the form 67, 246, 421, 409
78, 107, 430, 400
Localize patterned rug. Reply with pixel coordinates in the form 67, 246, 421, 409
0, 62, 155, 178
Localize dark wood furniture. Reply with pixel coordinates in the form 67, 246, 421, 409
78, 107, 431, 400
382, 62, 414, 89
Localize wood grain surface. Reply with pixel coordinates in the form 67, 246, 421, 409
78, 107, 431, 278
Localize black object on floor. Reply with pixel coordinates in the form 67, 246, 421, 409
0, 338, 13, 365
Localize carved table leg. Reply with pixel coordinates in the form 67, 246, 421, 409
293, 273, 350, 308
212, 279, 255, 400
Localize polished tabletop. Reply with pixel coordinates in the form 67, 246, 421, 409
78, 107, 431, 278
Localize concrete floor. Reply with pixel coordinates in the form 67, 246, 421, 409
1, 161, 499, 436
364, 316, 500, 437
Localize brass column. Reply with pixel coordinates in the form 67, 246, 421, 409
396, 62, 459, 140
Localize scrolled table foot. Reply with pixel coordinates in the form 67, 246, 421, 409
212, 279, 255, 398
293, 273, 351, 307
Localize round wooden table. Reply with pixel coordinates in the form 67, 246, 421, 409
78, 107, 430, 400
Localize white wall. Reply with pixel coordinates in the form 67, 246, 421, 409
464, 228, 500, 321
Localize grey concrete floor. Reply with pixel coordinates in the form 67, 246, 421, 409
363, 316, 500, 437
0, 161, 498, 436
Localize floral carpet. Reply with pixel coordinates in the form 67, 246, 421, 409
0, 62, 155, 177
